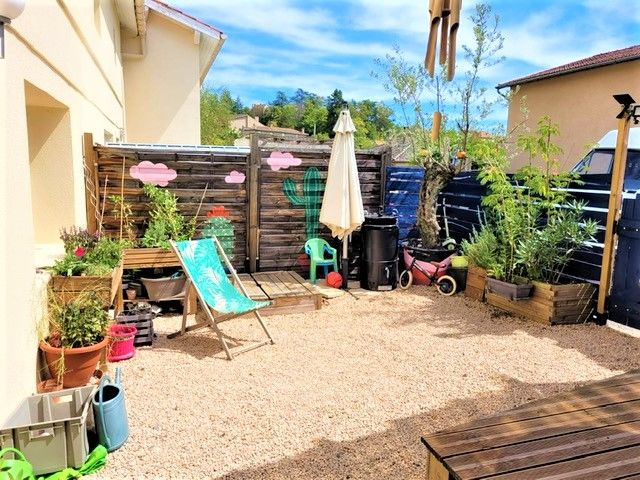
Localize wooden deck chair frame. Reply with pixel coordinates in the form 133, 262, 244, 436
167, 237, 274, 360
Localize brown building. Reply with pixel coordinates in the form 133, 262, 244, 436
230, 114, 309, 146
497, 45, 640, 171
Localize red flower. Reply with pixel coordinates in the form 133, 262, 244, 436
207, 206, 229, 218
74, 246, 87, 257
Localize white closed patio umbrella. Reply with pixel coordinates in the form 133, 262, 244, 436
319, 109, 365, 288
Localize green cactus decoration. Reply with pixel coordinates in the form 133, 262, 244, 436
283, 167, 324, 240
203, 206, 235, 261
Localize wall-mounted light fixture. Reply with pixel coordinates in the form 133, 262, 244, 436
0, 0, 26, 59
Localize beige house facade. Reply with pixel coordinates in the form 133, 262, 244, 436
497, 45, 640, 171
0, 0, 224, 419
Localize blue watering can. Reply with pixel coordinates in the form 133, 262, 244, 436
92, 368, 129, 452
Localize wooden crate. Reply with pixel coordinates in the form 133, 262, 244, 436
50, 262, 123, 307
486, 281, 596, 325
122, 247, 180, 269
464, 265, 487, 302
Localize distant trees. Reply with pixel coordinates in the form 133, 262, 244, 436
200, 86, 242, 145
200, 86, 394, 148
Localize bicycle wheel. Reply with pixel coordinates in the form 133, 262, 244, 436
436, 275, 457, 296
399, 269, 413, 289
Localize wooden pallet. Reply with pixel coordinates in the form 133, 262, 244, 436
238, 271, 322, 315
422, 369, 640, 480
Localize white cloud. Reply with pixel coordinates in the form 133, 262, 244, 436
179, 0, 389, 57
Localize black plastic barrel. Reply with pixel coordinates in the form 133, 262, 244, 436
449, 267, 468, 293
359, 215, 399, 291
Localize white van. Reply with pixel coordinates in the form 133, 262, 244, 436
572, 127, 640, 190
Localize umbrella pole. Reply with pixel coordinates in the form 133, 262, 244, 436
342, 236, 349, 290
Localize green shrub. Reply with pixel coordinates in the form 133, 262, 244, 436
51, 235, 126, 277
47, 291, 109, 348
465, 116, 598, 284
141, 185, 196, 248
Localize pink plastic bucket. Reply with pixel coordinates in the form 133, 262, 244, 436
108, 324, 137, 362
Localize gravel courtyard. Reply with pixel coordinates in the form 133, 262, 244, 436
93, 287, 640, 479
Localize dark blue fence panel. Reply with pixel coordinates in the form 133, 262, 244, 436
384, 166, 424, 239
383, 166, 640, 326
609, 195, 640, 329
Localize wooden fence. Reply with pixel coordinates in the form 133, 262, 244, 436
86, 134, 391, 273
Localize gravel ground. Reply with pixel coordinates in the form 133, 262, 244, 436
92, 288, 640, 480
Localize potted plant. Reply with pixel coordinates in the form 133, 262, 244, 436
40, 291, 110, 387
122, 184, 196, 270
50, 228, 125, 307
463, 117, 598, 321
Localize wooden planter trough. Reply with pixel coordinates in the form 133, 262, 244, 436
486, 281, 596, 325
122, 247, 179, 269
50, 263, 123, 307
464, 265, 487, 301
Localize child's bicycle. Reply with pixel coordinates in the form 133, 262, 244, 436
399, 245, 457, 295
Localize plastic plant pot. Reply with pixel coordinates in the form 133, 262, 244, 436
107, 324, 137, 362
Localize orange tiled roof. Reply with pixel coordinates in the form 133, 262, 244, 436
497, 44, 640, 89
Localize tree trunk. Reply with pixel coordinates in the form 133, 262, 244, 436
417, 167, 454, 247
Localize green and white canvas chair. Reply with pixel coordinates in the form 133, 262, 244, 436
169, 237, 274, 360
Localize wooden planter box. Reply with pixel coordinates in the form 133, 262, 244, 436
486, 281, 596, 325
465, 265, 487, 301
122, 247, 180, 269
50, 263, 123, 307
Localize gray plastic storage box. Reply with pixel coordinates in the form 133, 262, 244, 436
0, 386, 95, 475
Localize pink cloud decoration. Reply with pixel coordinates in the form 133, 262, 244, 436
267, 151, 302, 171
225, 170, 246, 184
129, 161, 177, 186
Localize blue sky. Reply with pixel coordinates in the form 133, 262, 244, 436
172, 0, 640, 128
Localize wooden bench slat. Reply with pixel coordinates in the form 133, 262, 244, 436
485, 444, 640, 480
431, 381, 640, 436
448, 421, 640, 479
427, 399, 640, 457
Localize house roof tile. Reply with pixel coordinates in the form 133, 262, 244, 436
497, 44, 640, 89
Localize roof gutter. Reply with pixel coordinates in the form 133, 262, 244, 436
199, 34, 226, 83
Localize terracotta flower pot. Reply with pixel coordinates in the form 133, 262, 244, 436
40, 337, 109, 387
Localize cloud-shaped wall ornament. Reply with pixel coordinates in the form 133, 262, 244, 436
224, 170, 246, 184
267, 151, 302, 171
129, 161, 177, 186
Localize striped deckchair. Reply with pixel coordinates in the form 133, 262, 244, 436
169, 237, 274, 359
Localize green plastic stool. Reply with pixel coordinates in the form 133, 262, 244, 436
305, 238, 338, 284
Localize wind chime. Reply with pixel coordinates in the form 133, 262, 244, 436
425, 0, 462, 140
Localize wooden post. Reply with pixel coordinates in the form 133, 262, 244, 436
82, 133, 99, 233
431, 111, 442, 142
379, 146, 392, 208
246, 134, 261, 273
597, 115, 632, 314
